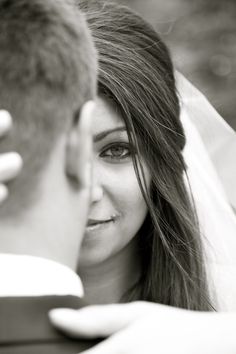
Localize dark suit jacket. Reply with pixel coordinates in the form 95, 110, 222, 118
0, 295, 99, 354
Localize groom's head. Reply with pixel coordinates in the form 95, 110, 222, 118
0, 0, 97, 267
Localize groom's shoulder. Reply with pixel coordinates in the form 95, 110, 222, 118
0, 295, 96, 354
0, 255, 98, 353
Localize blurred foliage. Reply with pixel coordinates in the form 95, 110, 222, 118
115, 0, 236, 129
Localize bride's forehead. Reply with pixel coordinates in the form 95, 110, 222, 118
93, 96, 125, 131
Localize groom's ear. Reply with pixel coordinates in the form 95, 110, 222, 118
65, 100, 95, 186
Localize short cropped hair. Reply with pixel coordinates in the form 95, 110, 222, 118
0, 0, 97, 215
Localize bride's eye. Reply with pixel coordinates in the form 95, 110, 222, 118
100, 143, 131, 162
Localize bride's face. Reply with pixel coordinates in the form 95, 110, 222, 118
79, 97, 151, 267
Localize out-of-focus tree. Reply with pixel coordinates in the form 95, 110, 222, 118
116, 0, 236, 129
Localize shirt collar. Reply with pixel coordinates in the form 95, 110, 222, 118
0, 254, 83, 297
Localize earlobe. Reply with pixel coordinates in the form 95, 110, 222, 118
65, 100, 95, 187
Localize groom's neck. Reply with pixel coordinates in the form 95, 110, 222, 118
0, 202, 78, 270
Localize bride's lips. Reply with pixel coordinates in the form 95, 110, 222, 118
86, 216, 117, 232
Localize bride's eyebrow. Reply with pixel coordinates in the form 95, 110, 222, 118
93, 126, 126, 143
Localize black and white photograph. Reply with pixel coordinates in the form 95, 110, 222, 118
0, 0, 236, 353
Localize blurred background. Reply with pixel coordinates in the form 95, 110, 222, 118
116, 0, 236, 129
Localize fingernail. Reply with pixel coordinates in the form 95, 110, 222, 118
49, 308, 76, 324
0, 110, 12, 132
85, 100, 96, 115
0, 152, 23, 170
0, 184, 8, 203
81, 101, 95, 132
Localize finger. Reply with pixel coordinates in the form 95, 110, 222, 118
0, 110, 12, 136
0, 152, 23, 183
0, 184, 8, 204
76, 101, 95, 189
49, 302, 151, 339
66, 101, 94, 189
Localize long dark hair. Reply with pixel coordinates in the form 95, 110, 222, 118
80, 0, 213, 311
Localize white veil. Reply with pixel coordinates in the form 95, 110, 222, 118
176, 72, 236, 311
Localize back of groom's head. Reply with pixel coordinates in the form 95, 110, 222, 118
0, 0, 97, 217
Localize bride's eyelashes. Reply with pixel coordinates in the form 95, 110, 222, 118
100, 142, 133, 163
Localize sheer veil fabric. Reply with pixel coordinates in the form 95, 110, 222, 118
176, 72, 236, 311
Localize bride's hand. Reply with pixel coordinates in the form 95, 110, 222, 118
0, 110, 23, 204
49, 301, 236, 354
